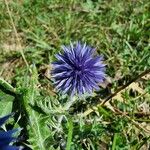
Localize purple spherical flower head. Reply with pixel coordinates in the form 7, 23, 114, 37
0, 114, 22, 150
52, 42, 106, 96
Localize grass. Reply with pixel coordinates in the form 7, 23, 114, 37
0, 0, 150, 149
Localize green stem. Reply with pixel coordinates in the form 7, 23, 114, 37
0, 78, 16, 94
66, 118, 73, 150
57, 96, 76, 129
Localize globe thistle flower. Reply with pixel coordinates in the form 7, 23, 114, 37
0, 114, 21, 150
52, 42, 106, 96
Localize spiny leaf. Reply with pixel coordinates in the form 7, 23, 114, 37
22, 65, 51, 150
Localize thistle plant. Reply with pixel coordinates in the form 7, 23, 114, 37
52, 42, 106, 126
0, 114, 22, 150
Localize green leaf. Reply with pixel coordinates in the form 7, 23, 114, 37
0, 79, 14, 116
0, 89, 14, 102
0, 101, 12, 116
22, 65, 50, 150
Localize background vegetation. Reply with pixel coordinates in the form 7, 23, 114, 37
0, 0, 150, 149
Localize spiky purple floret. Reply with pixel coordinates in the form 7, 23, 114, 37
0, 114, 21, 150
52, 42, 106, 96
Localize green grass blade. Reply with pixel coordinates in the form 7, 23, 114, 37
112, 133, 118, 150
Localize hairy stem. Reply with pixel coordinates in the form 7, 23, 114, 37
57, 96, 76, 130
